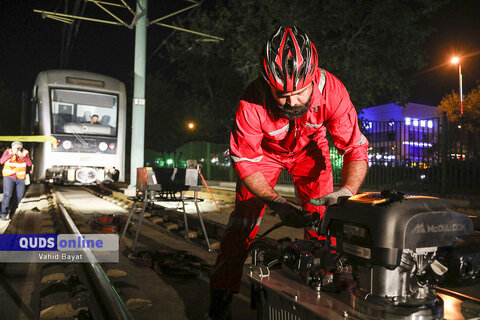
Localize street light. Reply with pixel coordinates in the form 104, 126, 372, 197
187, 121, 195, 130
450, 57, 463, 115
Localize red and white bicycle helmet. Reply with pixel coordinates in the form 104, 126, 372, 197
261, 26, 318, 92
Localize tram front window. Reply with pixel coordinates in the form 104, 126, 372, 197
50, 89, 118, 137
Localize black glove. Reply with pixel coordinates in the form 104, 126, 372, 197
269, 196, 310, 228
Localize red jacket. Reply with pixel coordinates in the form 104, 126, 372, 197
230, 68, 369, 179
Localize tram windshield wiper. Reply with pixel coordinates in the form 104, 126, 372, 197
68, 126, 89, 147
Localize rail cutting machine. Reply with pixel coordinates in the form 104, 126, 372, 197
248, 191, 480, 319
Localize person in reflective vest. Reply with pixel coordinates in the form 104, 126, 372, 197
206, 26, 369, 319
1, 141, 32, 220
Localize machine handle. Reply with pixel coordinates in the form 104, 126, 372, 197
258, 211, 321, 239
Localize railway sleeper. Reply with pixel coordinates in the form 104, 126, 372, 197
103, 264, 127, 278
150, 216, 165, 224
112, 280, 153, 311
179, 230, 199, 239
40, 264, 76, 283
38, 272, 90, 320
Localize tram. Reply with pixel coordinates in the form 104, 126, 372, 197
31, 70, 126, 184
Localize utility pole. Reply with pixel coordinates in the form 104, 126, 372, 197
130, 0, 147, 187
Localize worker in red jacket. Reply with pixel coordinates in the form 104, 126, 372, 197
1, 141, 32, 220
206, 26, 369, 319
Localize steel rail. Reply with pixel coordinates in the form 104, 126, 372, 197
55, 192, 132, 320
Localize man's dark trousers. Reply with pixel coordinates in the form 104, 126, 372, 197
1, 176, 25, 219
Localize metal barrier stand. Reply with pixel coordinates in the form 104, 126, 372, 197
120, 191, 150, 252
160, 186, 211, 251
120, 185, 211, 251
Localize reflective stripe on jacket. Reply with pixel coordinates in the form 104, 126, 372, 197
230, 68, 369, 180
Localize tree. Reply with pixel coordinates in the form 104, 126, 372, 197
438, 83, 480, 122
438, 82, 480, 159
145, 71, 187, 153
149, 0, 445, 149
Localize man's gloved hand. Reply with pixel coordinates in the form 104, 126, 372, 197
309, 187, 354, 207
269, 196, 309, 228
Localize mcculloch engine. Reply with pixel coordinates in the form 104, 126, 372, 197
248, 191, 480, 320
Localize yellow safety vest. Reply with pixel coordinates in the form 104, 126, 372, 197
2, 152, 28, 179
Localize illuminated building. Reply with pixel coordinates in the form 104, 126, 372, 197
359, 103, 439, 168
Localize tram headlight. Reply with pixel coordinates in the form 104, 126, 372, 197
98, 142, 108, 152
62, 140, 72, 150
76, 168, 97, 184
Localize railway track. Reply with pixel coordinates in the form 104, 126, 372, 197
85, 183, 301, 252
2, 183, 480, 319
0, 184, 132, 319
0, 183, 257, 319
90, 183, 480, 315
84, 184, 227, 251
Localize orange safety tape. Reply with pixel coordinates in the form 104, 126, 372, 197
198, 170, 221, 213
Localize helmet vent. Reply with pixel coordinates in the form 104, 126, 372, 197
297, 64, 306, 81
286, 57, 294, 77
274, 65, 283, 81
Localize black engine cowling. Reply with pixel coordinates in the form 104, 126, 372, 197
320, 191, 474, 268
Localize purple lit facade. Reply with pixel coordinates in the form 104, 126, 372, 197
358, 103, 439, 167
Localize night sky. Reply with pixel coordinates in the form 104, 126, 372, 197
410, 0, 480, 105
1, 0, 479, 107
